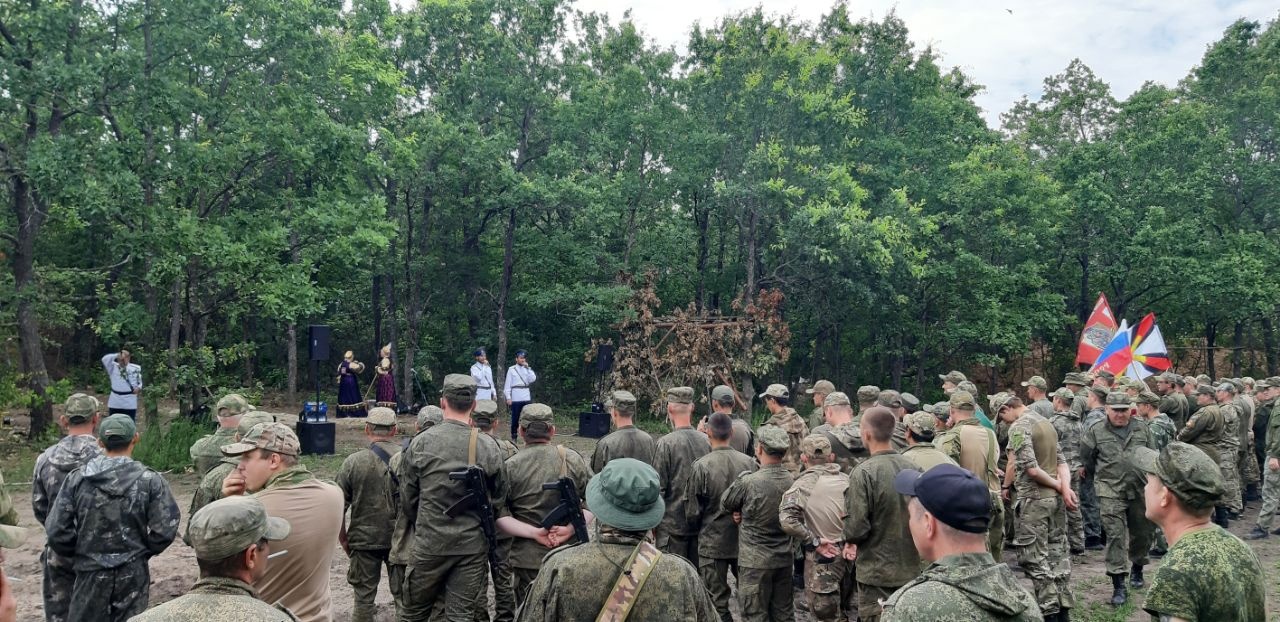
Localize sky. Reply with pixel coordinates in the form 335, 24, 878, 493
571, 0, 1279, 127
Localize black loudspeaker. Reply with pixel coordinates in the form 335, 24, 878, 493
595, 344, 614, 372
309, 325, 331, 361
578, 410, 610, 438
297, 420, 336, 455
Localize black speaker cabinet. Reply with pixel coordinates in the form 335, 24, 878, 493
308, 325, 331, 361
578, 410, 610, 439
297, 420, 336, 455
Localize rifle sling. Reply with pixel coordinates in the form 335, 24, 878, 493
468, 427, 479, 465
595, 541, 662, 622
557, 445, 568, 478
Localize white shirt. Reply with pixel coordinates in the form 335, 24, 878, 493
503, 365, 536, 403
471, 362, 496, 400
101, 352, 143, 410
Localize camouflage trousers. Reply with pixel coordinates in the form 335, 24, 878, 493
401, 552, 487, 622
40, 548, 75, 622
698, 558, 739, 622
855, 581, 898, 622
657, 530, 699, 567
1079, 477, 1102, 541
479, 538, 517, 622
1257, 461, 1280, 530
1243, 448, 1261, 489
1013, 496, 1074, 615
1098, 496, 1153, 576
1066, 476, 1085, 552
738, 565, 793, 622
1220, 451, 1244, 513
68, 560, 150, 622
985, 490, 1005, 560
347, 548, 404, 622
802, 551, 850, 622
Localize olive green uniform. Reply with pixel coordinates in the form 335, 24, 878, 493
1177, 403, 1224, 464
1049, 409, 1086, 552
590, 425, 656, 472
336, 439, 404, 622
1079, 417, 1154, 576
1258, 398, 1280, 531
721, 463, 795, 622
653, 427, 710, 562
1217, 401, 1244, 514
684, 446, 758, 622
503, 442, 593, 604
189, 427, 237, 476
760, 408, 809, 478
843, 450, 921, 622
1144, 525, 1265, 622
129, 577, 299, 621
900, 443, 956, 472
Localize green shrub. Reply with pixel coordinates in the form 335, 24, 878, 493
133, 418, 209, 473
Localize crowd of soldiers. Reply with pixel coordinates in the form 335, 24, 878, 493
2, 366, 1275, 621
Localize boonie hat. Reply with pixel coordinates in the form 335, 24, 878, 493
585, 458, 665, 531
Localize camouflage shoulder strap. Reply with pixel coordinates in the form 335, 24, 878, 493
595, 540, 662, 622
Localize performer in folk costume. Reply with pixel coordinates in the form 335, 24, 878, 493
374, 343, 399, 410
336, 350, 367, 418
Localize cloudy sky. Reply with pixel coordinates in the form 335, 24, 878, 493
572, 0, 1278, 127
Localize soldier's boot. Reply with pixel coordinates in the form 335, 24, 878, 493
1058, 607, 1071, 621
1246, 483, 1261, 502
1129, 564, 1144, 588
1212, 506, 1229, 528
1246, 526, 1270, 540
1084, 536, 1104, 551
1108, 574, 1127, 607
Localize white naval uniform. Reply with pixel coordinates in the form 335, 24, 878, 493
503, 365, 536, 403
471, 362, 496, 400
101, 352, 143, 411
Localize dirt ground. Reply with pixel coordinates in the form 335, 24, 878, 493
6, 410, 1280, 621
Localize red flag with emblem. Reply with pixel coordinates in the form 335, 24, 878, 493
1076, 293, 1118, 366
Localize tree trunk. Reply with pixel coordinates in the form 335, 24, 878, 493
372, 275, 383, 358
167, 279, 182, 398
1263, 317, 1278, 377
744, 205, 758, 304
496, 207, 517, 406
694, 200, 709, 312
11, 177, 53, 436
286, 321, 298, 404
1205, 322, 1218, 380
1232, 321, 1244, 377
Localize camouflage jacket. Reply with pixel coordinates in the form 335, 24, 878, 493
1265, 400, 1280, 460
1160, 392, 1190, 429
1082, 407, 1106, 432
45, 455, 180, 571
1147, 414, 1177, 451
880, 552, 1041, 622
844, 450, 920, 588
590, 425, 657, 472
809, 406, 826, 431
487, 430, 519, 461
1080, 418, 1153, 500
729, 415, 755, 456
1029, 399, 1054, 420
503, 442, 593, 570
337, 440, 403, 550
517, 527, 717, 622
1007, 412, 1064, 500
1218, 402, 1241, 454
761, 408, 808, 477
721, 463, 794, 569
1049, 410, 1083, 471
186, 459, 236, 543
778, 463, 847, 544
190, 426, 238, 476
129, 576, 299, 621
684, 446, 757, 560
1143, 525, 1266, 622
823, 421, 868, 473
654, 427, 710, 537
1178, 404, 1224, 464
32, 433, 102, 524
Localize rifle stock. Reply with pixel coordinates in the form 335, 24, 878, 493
445, 466, 501, 569
540, 477, 589, 544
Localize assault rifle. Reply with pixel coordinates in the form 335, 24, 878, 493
540, 477, 589, 545
444, 465, 500, 569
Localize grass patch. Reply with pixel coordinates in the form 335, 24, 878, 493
1072, 599, 1138, 622
133, 418, 208, 473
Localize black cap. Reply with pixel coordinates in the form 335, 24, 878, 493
473, 348, 485, 357
894, 464, 991, 533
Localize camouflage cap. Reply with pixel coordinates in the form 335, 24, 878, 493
800, 434, 832, 459
1051, 387, 1076, 403
823, 391, 851, 407
417, 405, 444, 430
64, 393, 100, 422
367, 406, 398, 427
900, 392, 921, 411
1194, 384, 1215, 397
956, 381, 980, 397
1063, 372, 1090, 386
877, 390, 903, 409
758, 384, 790, 400
1096, 370, 1116, 381
1105, 392, 1133, 408
757, 425, 790, 452
471, 400, 499, 426
1157, 372, 1180, 384
938, 370, 967, 385
665, 386, 695, 405
1255, 378, 1272, 391
1020, 376, 1048, 391
1216, 382, 1237, 394
221, 422, 300, 457
1228, 378, 1245, 392
856, 385, 881, 403
1087, 385, 1109, 401
805, 380, 835, 395
904, 410, 937, 436
98, 413, 136, 441
948, 390, 976, 411
1135, 391, 1160, 406
215, 393, 252, 418
930, 402, 951, 420
711, 385, 736, 405
1196, 374, 1212, 385
187, 495, 291, 561
237, 411, 275, 437
988, 392, 1016, 414
442, 373, 477, 401
1133, 442, 1223, 509
1242, 376, 1256, 387
607, 390, 637, 415
520, 403, 555, 429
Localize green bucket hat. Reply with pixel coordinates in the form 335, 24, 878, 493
585, 458, 665, 531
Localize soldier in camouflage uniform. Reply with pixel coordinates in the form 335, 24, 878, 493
757, 383, 808, 478
45, 414, 180, 621
855, 385, 881, 418
813, 391, 866, 472
806, 379, 835, 430
189, 411, 274, 522
1155, 372, 1189, 429
995, 394, 1076, 620
1047, 388, 1085, 555
900, 411, 956, 472
1133, 391, 1175, 556
779, 435, 851, 622
934, 391, 1005, 560
1062, 372, 1090, 420
1181, 375, 1202, 419
1178, 385, 1227, 526
1021, 375, 1054, 419
472, 398, 519, 622
387, 405, 444, 614
130, 496, 298, 621
1227, 378, 1263, 504
1247, 379, 1280, 539
518, 459, 717, 621
336, 407, 404, 622
721, 426, 796, 622
591, 390, 656, 471
501, 403, 593, 606
704, 385, 755, 456
879, 390, 911, 450
684, 412, 758, 622
1077, 385, 1108, 550
476, 399, 520, 459
881, 464, 1041, 622
1079, 392, 1154, 606
1214, 382, 1245, 518
1137, 442, 1266, 622
653, 387, 710, 563
33, 393, 102, 622
190, 394, 252, 476
399, 374, 510, 621
0, 482, 23, 622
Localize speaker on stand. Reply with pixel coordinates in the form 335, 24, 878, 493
579, 344, 614, 438
300, 325, 335, 455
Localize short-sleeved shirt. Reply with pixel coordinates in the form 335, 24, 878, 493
1143, 525, 1265, 622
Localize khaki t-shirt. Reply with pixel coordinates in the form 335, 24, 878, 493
255, 479, 344, 622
